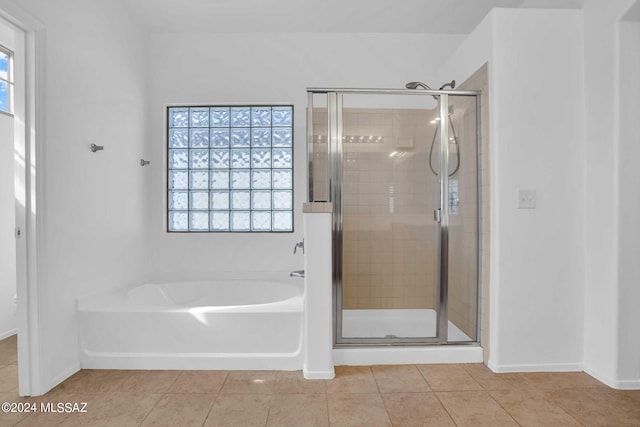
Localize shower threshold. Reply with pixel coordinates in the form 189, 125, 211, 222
342, 309, 471, 342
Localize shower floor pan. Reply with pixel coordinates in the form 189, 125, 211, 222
342, 309, 471, 342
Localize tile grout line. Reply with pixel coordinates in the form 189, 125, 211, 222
324, 387, 330, 427
264, 373, 277, 426
533, 388, 588, 427
374, 368, 396, 426
431, 390, 463, 427
199, 392, 219, 427
263, 404, 271, 427
165, 370, 184, 392
136, 370, 186, 426
370, 366, 383, 395
199, 371, 231, 426
217, 371, 231, 395
466, 364, 526, 426
136, 394, 164, 427
369, 366, 395, 425
415, 365, 436, 392
413, 365, 458, 426
480, 372, 599, 425
484, 389, 523, 427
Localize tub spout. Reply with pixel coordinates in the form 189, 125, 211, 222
290, 270, 305, 278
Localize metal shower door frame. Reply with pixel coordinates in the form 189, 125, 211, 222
307, 88, 480, 347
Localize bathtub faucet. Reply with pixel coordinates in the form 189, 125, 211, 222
293, 239, 304, 254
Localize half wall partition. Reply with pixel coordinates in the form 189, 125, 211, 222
307, 88, 480, 346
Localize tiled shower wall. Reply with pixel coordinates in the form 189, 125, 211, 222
341, 148, 438, 310
312, 107, 441, 310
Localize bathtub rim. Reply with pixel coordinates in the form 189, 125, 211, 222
76, 275, 305, 313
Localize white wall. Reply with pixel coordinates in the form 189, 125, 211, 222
147, 32, 464, 280
617, 17, 640, 387
440, 9, 587, 371
582, 0, 639, 388
12, 0, 151, 391
491, 9, 585, 370
616, 1, 640, 388
582, 0, 629, 386
437, 14, 494, 84
0, 16, 16, 339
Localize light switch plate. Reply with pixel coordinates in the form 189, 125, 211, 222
518, 190, 536, 209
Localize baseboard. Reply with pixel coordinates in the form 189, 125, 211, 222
0, 329, 16, 340
487, 360, 583, 373
610, 379, 640, 390
583, 365, 640, 390
303, 367, 335, 380
45, 363, 81, 396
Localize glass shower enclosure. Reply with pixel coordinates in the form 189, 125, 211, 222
307, 88, 480, 345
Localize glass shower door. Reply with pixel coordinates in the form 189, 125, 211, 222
444, 94, 479, 342
335, 93, 442, 343
308, 88, 480, 346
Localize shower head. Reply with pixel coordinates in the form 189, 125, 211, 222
405, 80, 456, 91
439, 80, 456, 90
405, 81, 432, 90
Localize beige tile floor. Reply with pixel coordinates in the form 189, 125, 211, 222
1, 334, 639, 426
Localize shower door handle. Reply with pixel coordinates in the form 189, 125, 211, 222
433, 208, 442, 223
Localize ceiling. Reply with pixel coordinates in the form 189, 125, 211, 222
117, 0, 584, 34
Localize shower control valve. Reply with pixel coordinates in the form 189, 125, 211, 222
293, 240, 305, 254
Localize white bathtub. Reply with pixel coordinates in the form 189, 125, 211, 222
77, 276, 304, 370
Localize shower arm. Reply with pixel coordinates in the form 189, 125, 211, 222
405, 80, 456, 92
439, 80, 456, 90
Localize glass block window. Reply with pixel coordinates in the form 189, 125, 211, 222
0, 46, 13, 115
167, 105, 293, 232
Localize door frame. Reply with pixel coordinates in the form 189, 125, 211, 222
0, 1, 44, 396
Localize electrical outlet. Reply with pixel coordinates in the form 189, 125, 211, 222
518, 190, 536, 209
